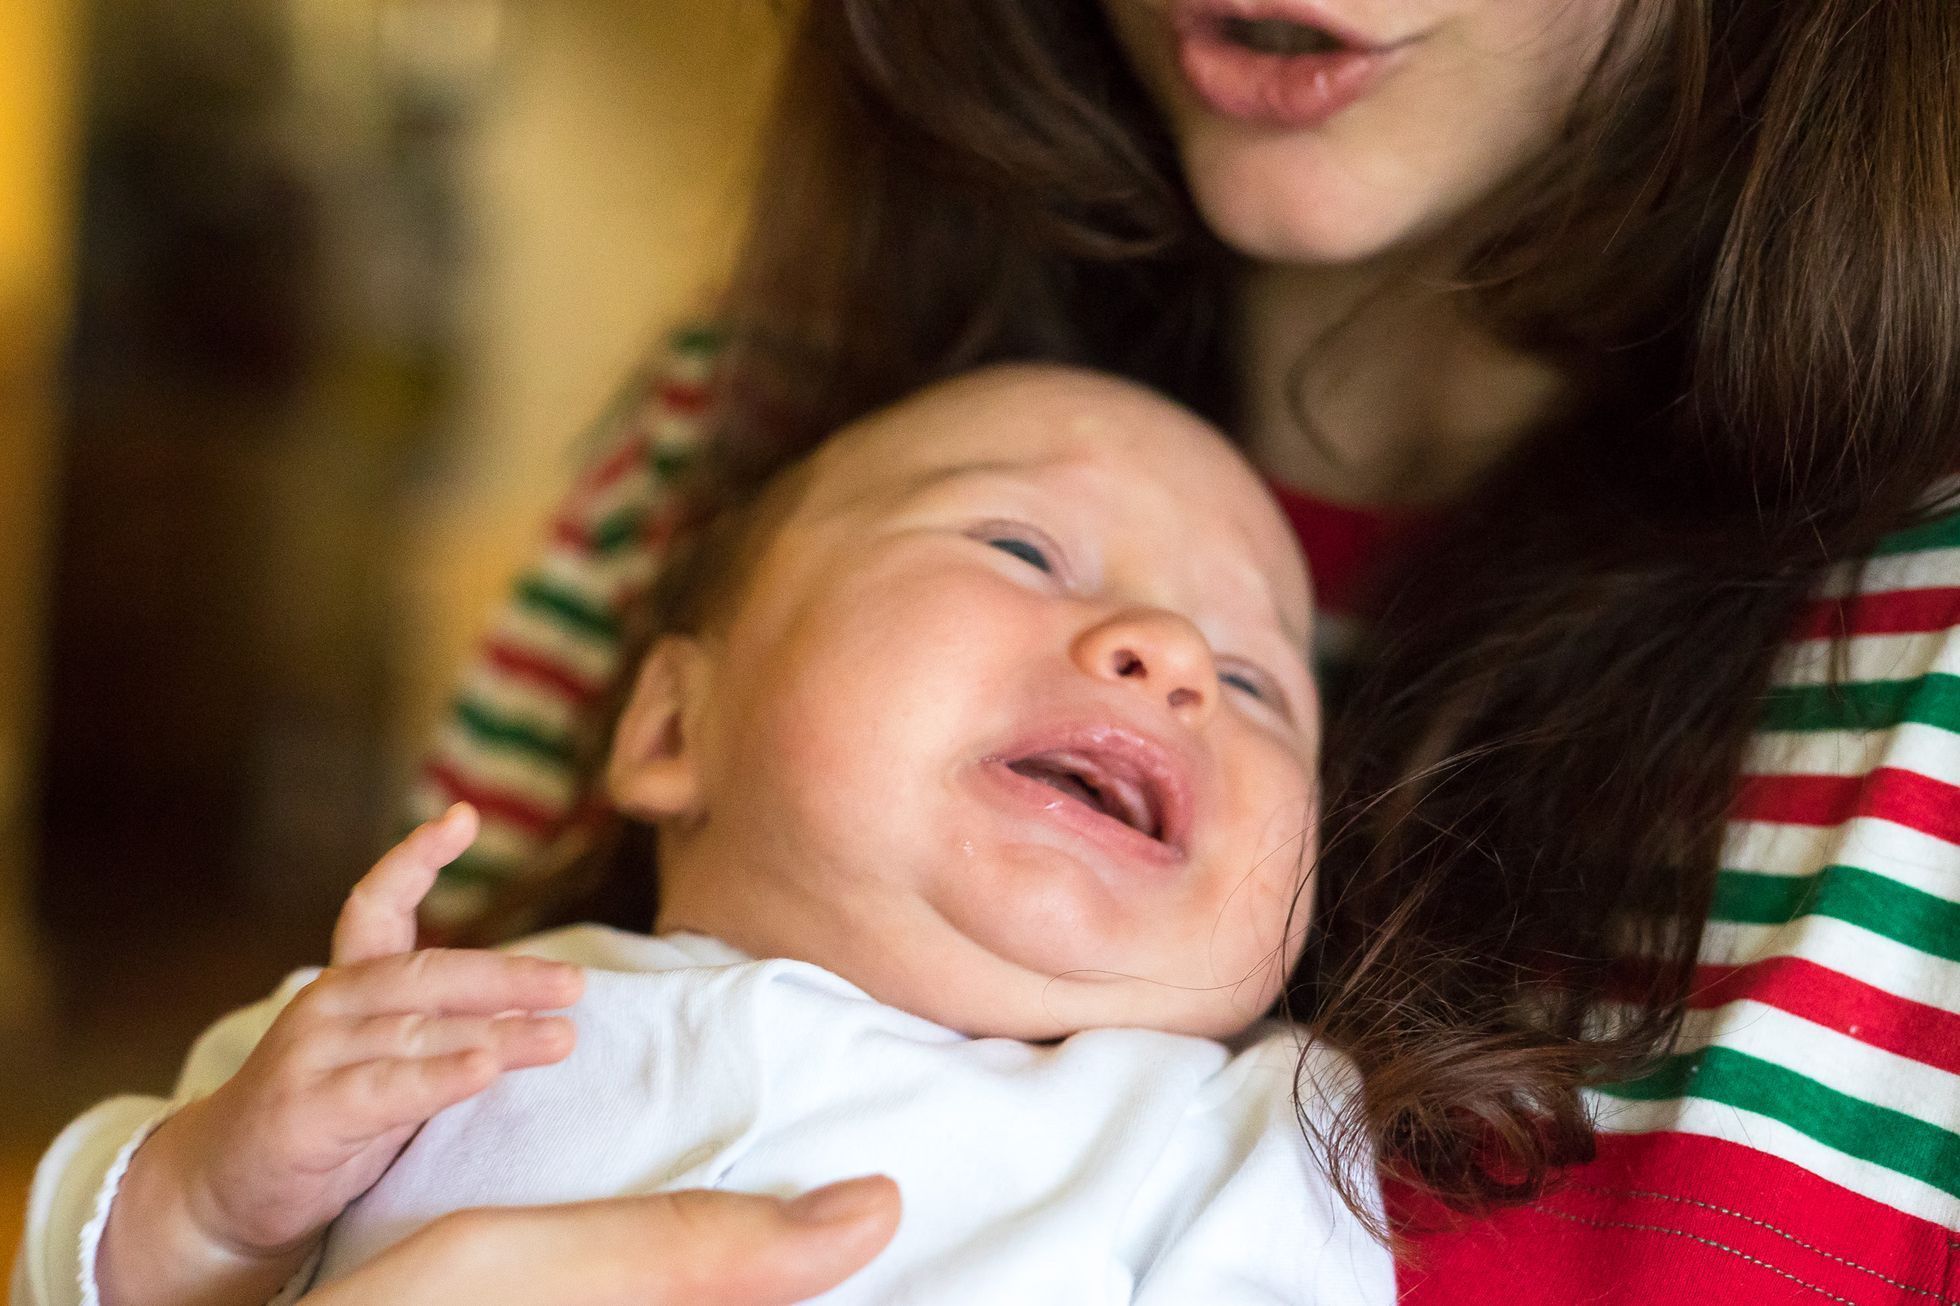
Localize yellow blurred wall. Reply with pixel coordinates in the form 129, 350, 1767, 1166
394, 0, 782, 768
0, 0, 77, 1030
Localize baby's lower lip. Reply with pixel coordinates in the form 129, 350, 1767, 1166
976, 760, 1185, 872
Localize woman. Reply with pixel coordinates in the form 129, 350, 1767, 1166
410, 1, 1958, 1300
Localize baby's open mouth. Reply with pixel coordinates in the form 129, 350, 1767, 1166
1005, 751, 1167, 843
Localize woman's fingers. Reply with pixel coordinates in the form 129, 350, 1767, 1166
332, 803, 479, 966
301, 948, 584, 1021
295, 1178, 903, 1306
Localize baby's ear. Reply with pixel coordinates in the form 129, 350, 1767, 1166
607, 636, 712, 821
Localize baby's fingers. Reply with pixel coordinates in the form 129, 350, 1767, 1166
333, 804, 479, 966
307, 948, 583, 1020
318, 1050, 507, 1138
330, 1012, 576, 1075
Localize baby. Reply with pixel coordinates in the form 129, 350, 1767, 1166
23, 366, 1392, 1304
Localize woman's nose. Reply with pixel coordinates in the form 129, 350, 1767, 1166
1071, 608, 1218, 728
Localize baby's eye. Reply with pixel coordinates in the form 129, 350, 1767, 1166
987, 536, 1054, 573
1220, 670, 1267, 699
1218, 661, 1293, 721
969, 520, 1071, 585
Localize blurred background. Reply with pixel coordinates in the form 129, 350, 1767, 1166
2, 0, 781, 1253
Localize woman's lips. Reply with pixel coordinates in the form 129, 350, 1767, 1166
1169, 2, 1411, 130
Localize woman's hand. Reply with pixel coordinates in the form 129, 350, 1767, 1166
100, 804, 584, 1306
296, 1176, 903, 1306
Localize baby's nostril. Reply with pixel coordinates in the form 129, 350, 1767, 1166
1113, 649, 1145, 678
1167, 687, 1200, 710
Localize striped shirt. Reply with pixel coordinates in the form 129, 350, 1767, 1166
413, 337, 1960, 1301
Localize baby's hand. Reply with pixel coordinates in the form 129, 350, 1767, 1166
98, 805, 584, 1306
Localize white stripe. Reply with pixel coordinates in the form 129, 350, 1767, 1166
1722, 815, 1960, 903
571, 464, 664, 530
462, 675, 587, 741
532, 539, 660, 604
488, 604, 623, 678
1697, 915, 1960, 1014
1819, 547, 1960, 599
1585, 1093, 1959, 1229
430, 725, 578, 809
1671, 1001, 1959, 1129
1774, 627, 1958, 687
658, 346, 716, 387
652, 411, 709, 452
1746, 722, 1960, 789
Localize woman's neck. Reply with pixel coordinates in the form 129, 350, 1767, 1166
1238, 256, 1573, 509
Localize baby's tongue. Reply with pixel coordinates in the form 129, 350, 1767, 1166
1007, 759, 1102, 812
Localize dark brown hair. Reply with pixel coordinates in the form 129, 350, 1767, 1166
515, 0, 1960, 1227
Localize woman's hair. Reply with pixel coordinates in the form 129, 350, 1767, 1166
513, 0, 1960, 1229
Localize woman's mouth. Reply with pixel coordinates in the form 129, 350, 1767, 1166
1169, 3, 1414, 130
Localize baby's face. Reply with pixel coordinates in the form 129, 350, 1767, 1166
626, 367, 1319, 1040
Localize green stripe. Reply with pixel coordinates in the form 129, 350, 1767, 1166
515, 577, 618, 642
586, 506, 645, 554
436, 851, 521, 891
1600, 1047, 1960, 1197
1711, 865, 1960, 962
1759, 674, 1960, 734
1872, 507, 1960, 557
454, 699, 575, 766
651, 446, 698, 482
671, 325, 724, 357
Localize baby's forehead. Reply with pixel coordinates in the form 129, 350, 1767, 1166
816, 368, 1253, 509
798, 369, 1313, 631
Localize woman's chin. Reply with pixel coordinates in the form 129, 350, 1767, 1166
1182, 143, 1455, 269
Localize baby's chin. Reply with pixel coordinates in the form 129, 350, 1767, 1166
839, 943, 1285, 1045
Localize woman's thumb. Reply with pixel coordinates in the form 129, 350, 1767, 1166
665, 1175, 902, 1304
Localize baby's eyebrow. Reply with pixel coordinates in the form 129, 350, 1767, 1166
885, 458, 1057, 505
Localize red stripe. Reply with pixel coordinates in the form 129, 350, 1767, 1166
577, 434, 650, 498
1268, 481, 1436, 617
549, 513, 593, 552
658, 381, 713, 416
1688, 956, 1960, 1076
1791, 587, 1960, 641
480, 638, 602, 704
1732, 767, 1960, 842
1393, 1132, 1954, 1305
423, 761, 562, 838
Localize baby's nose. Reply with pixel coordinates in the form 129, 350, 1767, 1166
1071, 609, 1218, 728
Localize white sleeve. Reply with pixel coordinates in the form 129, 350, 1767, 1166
1126, 1033, 1396, 1306
11, 969, 319, 1306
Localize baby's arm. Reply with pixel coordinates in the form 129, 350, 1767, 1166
23, 807, 584, 1306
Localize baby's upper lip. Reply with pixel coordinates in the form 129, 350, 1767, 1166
985, 720, 1196, 854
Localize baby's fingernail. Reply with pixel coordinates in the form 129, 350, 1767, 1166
542, 961, 584, 993
785, 1176, 890, 1226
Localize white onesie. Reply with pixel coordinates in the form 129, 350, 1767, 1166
17, 926, 1393, 1305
